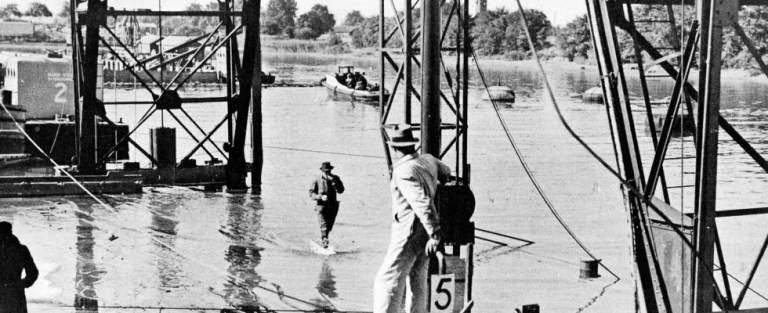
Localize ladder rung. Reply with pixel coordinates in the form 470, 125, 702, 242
667, 185, 695, 189
665, 156, 696, 160
635, 20, 675, 23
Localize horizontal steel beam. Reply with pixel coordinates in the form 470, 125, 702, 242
618, 0, 768, 5
103, 10, 244, 17
683, 207, 768, 218
714, 308, 768, 313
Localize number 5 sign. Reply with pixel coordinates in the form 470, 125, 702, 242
430, 274, 455, 312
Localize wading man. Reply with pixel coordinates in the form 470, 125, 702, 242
0, 221, 38, 313
309, 162, 345, 249
373, 125, 450, 313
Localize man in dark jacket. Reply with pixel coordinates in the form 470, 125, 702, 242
0, 221, 38, 313
309, 162, 345, 249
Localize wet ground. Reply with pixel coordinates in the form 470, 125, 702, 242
1, 57, 767, 312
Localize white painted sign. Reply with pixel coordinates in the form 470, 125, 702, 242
430, 273, 455, 313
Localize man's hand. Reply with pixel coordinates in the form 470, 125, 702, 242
425, 232, 443, 256
321, 195, 328, 201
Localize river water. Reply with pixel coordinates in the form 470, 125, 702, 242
1, 54, 767, 312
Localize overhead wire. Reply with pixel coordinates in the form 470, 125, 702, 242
461, 2, 620, 280
507, 0, 749, 309
0, 97, 333, 312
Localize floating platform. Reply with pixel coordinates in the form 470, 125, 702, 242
25, 119, 129, 164
482, 85, 516, 103
0, 171, 142, 197
582, 86, 603, 103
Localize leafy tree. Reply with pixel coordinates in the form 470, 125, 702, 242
351, 15, 403, 49
2, 4, 22, 18
718, 6, 768, 71
296, 4, 335, 40
471, 9, 511, 55
58, 1, 69, 18
471, 8, 552, 57
262, 0, 297, 37
343, 10, 365, 26
505, 9, 552, 52
555, 14, 591, 61
295, 27, 318, 40
25, 2, 53, 17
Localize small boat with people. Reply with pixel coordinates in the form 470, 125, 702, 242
321, 66, 389, 103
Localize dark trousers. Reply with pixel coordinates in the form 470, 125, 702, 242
315, 202, 339, 246
0, 286, 28, 313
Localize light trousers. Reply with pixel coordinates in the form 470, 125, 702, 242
373, 214, 430, 313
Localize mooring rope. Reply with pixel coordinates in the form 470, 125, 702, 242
0, 101, 336, 312
0, 102, 118, 215
511, 0, 736, 309
460, 5, 620, 281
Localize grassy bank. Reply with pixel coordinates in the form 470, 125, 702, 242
261, 36, 350, 54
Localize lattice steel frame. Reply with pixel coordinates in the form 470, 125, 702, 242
71, 0, 261, 189
587, 0, 768, 312
378, 0, 470, 184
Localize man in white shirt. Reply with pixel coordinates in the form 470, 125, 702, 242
373, 125, 450, 313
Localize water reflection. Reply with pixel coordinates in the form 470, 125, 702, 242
74, 209, 100, 312
315, 260, 337, 299
149, 200, 181, 290
222, 196, 264, 308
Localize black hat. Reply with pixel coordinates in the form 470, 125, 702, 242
0, 221, 11, 236
320, 162, 334, 171
387, 124, 419, 147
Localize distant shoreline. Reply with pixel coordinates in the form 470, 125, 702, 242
0, 43, 761, 81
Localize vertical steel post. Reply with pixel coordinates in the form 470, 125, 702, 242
227, 0, 258, 190
462, 0, 470, 185
421, 0, 441, 156
79, 0, 103, 174
692, 0, 735, 311
250, 1, 263, 193
586, 1, 670, 312
223, 0, 233, 144
379, 0, 385, 121
404, 0, 413, 124
69, 0, 81, 163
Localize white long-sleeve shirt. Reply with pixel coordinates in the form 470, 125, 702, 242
390, 153, 451, 236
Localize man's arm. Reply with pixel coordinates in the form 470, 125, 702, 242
308, 179, 320, 200
395, 173, 439, 236
21, 246, 38, 288
332, 175, 345, 194
437, 160, 451, 184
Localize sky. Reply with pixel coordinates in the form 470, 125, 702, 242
2, 0, 587, 26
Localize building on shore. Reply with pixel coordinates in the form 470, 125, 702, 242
476, 0, 487, 15
0, 19, 34, 40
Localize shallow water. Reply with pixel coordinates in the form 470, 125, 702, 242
2, 55, 767, 312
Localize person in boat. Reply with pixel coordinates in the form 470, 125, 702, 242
355, 81, 365, 91
308, 162, 345, 249
0, 221, 38, 313
373, 125, 450, 313
345, 73, 356, 89
358, 72, 369, 90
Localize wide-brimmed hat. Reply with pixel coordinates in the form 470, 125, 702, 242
320, 162, 334, 171
387, 124, 419, 147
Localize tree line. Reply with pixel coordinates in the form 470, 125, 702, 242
6, 0, 768, 72
0, 2, 54, 18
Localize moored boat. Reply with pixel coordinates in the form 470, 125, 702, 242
481, 85, 516, 103
321, 66, 389, 103
582, 86, 604, 103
